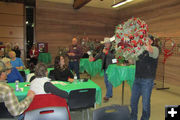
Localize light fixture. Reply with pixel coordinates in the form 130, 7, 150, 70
26, 21, 29, 24
112, 0, 133, 8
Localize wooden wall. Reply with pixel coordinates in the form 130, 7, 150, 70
36, 0, 118, 62
0, 2, 25, 59
117, 0, 180, 86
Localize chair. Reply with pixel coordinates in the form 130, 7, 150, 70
19, 71, 26, 82
68, 88, 96, 120
48, 70, 55, 80
0, 102, 14, 118
93, 105, 130, 120
24, 107, 69, 120
24, 94, 71, 120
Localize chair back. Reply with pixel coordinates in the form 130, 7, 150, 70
48, 70, 55, 80
24, 94, 71, 120
19, 71, 26, 82
24, 107, 69, 120
0, 102, 14, 118
68, 88, 96, 111
93, 105, 130, 120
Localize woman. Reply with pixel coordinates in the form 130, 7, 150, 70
13, 44, 21, 58
30, 63, 68, 98
29, 44, 39, 66
1, 57, 24, 83
53, 56, 74, 82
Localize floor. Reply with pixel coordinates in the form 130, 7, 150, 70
1, 74, 180, 120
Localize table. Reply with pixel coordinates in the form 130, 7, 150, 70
80, 58, 104, 77
19, 68, 54, 75
38, 53, 52, 64
106, 64, 135, 104
8, 80, 102, 105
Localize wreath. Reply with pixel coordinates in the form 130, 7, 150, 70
161, 38, 176, 63
114, 17, 149, 60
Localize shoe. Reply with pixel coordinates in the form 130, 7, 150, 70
103, 97, 109, 102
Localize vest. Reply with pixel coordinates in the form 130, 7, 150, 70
136, 51, 158, 79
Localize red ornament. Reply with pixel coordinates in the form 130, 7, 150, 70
140, 35, 144, 39
134, 18, 137, 21
121, 37, 124, 41
118, 56, 121, 59
143, 30, 146, 34
121, 46, 125, 49
129, 35, 134, 40
138, 47, 141, 50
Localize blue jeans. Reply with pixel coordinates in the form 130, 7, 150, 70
130, 78, 154, 120
104, 70, 113, 98
69, 61, 80, 79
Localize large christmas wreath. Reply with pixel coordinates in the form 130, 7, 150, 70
115, 17, 149, 60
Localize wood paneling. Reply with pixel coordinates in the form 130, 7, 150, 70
116, 0, 180, 86
0, 26, 23, 38
0, 2, 24, 60
0, 14, 23, 26
36, 0, 118, 62
0, 2, 23, 15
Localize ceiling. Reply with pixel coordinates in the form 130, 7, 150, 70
43, 0, 148, 10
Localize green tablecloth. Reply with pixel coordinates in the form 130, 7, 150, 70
80, 58, 104, 77
19, 68, 54, 75
8, 80, 102, 105
38, 53, 52, 64
106, 64, 135, 88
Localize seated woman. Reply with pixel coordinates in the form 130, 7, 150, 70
53, 55, 74, 82
30, 63, 68, 98
1, 57, 24, 83
8, 51, 24, 70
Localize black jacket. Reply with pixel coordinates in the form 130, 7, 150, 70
136, 50, 158, 79
94, 49, 115, 70
49, 68, 74, 81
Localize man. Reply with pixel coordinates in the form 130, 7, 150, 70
0, 61, 35, 116
130, 35, 159, 120
9, 51, 24, 70
89, 37, 115, 102
67, 37, 82, 79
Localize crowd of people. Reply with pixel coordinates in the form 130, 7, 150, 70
0, 35, 159, 120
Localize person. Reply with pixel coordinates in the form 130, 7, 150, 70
130, 35, 159, 120
29, 44, 39, 66
0, 61, 35, 116
30, 63, 68, 98
1, 57, 24, 83
67, 37, 82, 79
9, 51, 24, 70
12, 43, 21, 58
4, 42, 12, 57
52, 55, 74, 82
26, 63, 35, 82
89, 37, 115, 102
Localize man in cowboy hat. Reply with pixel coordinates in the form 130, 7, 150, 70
89, 37, 115, 102
0, 61, 35, 117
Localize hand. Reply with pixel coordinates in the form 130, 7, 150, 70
103, 49, 108, 54
68, 53, 75, 56
68, 78, 74, 83
146, 44, 153, 53
27, 90, 35, 99
89, 56, 94, 62
71, 53, 75, 56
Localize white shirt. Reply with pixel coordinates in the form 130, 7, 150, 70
30, 77, 51, 95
